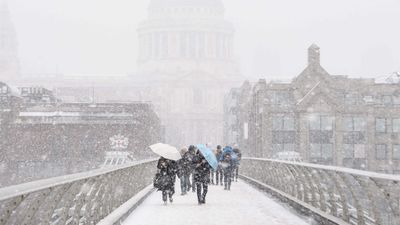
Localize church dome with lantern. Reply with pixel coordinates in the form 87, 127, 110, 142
137, 0, 239, 79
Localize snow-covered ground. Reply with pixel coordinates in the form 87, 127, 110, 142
123, 179, 311, 225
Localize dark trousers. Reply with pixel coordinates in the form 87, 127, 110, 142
234, 166, 239, 181
210, 170, 215, 184
180, 174, 190, 194
191, 172, 196, 192
196, 182, 208, 203
162, 186, 175, 202
224, 170, 232, 190
216, 169, 223, 185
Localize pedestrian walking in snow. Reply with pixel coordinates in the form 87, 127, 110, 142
221, 151, 234, 190
156, 157, 178, 204
215, 145, 223, 186
177, 147, 192, 195
192, 149, 211, 204
188, 145, 197, 192
233, 146, 242, 182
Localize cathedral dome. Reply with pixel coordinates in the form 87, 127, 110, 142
149, 0, 224, 10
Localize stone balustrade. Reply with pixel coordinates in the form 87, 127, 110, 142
0, 159, 157, 225
240, 158, 400, 225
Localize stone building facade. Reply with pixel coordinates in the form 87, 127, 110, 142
225, 45, 400, 173
0, 82, 162, 186
134, 0, 242, 147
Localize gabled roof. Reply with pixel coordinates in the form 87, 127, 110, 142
295, 79, 342, 112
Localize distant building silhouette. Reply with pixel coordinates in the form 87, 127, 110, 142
0, 0, 19, 81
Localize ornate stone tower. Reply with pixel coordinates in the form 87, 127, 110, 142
0, 0, 19, 81
136, 0, 242, 147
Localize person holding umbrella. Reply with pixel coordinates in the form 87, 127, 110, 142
149, 143, 181, 205
192, 149, 211, 204
157, 157, 178, 204
193, 144, 218, 205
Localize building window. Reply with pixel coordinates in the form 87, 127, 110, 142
269, 91, 292, 105
393, 119, 400, 133
193, 89, 203, 105
376, 144, 387, 160
375, 118, 387, 133
345, 93, 358, 105
344, 117, 366, 131
393, 145, 400, 160
382, 95, 393, 106
310, 143, 333, 159
272, 116, 295, 131
344, 144, 366, 159
272, 144, 295, 155
310, 115, 334, 131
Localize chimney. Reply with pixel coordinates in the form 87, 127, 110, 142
308, 44, 320, 66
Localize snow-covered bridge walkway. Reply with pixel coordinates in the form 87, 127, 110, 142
123, 180, 310, 225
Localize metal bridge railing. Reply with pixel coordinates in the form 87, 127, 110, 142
0, 159, 157, 225
240, 157, 400, 225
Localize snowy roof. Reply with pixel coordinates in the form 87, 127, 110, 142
149, 0, 224, 9
375, 72, 400, 84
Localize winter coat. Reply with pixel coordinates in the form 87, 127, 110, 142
156, 157, 177, 190
192, 153, 211, 184
177, 152, 192, 177
220, 154, 234, 174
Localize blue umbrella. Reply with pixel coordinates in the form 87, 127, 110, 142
196, 144, 218, 170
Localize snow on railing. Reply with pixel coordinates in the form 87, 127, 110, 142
241, 157, 400, 225
0, 159, 157, 225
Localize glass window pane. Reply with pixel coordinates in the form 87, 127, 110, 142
284, 144, 295, 152
309, 115, 320, 130
310, 144, 321, 158
272, 116, 283, 131
343, 144, 354, 158
272, 144, 283, 155
376, 118, 386, 133
284, 117, 295, 131
393, 119, 400, 133
321, 116, 333, 130
354, 144, 366, 158
376, 144, 387, 160
393, 145, 400, 160
393, 96, 400, 105
322, 144, 333, 159
354, 117, 366, 131
343, 117, 353, 131
383, 95, 392, 105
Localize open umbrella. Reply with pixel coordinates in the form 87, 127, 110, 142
196, 144, 218, 170
149, 143, 181, 161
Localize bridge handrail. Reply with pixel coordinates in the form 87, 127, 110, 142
243, 157, 400, 181
241, 157, 400, 225
0, 158, 158, 225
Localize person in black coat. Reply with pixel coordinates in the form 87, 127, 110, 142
221, 152, 234, 190
188, 145, 197, 192
232, 147, 242, 182
177, 148, 192, 195
157, 157, 178, 204
215, 145, 223, 186
192, 150, 211, 204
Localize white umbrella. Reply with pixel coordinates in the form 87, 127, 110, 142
149, 143, 181, 161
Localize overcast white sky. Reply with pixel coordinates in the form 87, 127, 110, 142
7, 0, 400, 80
